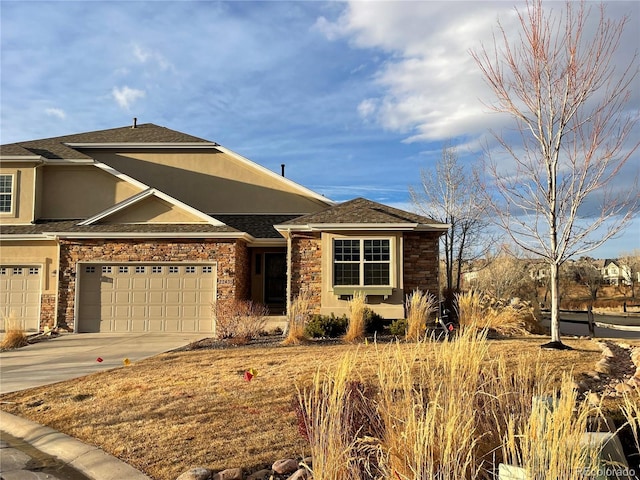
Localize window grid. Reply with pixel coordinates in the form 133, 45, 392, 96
28, 267, 39, 275
152, 266, 162, 274
0, 174, 13, 213
135, 266, 146, 274
202, 266, 212, 273
85, 266, 96, 273
0, 268, 6, 275
119, 266, 129, 273
169, 266, 179, 274
102, 266, 112, 273
333, 239, 391, 287
185, 266, 196, 273
13, 267, 23, 275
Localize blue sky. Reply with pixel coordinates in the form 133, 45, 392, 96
1, 0, 638, 259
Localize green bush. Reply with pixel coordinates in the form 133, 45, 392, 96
389, 318, 407, 336
304, 313, 349, 338
364, 308, 387, 334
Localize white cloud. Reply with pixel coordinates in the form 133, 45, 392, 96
45, 107, 65, 119
112, 86, 145, 110
131, 43, 172, 71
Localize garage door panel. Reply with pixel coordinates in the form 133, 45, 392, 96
149, 278, 165, 289
165, 318, 180, 332
131, 277, 148, 289
78, 263, 215, 333
166, 291, 180, 304
1, 266, 41, 332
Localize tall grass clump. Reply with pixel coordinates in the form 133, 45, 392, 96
1, 312, 28, 350
455, 291, 538, 335
621, 388, 640, 458
375, 328, 491, 479
405, 289, 438, 341
501, 376, 603, 479
283, 292, 312, 345
344, 291, 367, 343
296, 354, 384, 479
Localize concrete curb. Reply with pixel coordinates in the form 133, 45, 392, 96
0, 410, 152, 480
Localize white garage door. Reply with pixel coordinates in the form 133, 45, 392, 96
77, 263, 216, 333
0, 266, 42, 332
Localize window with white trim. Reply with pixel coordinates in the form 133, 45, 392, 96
333, 238, 391, 286
0, 174, 14, 213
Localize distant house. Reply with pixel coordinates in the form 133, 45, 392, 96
0, 123, 448, 333
601, 259, 632, 286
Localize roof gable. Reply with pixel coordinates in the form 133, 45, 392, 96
0, 124, 213, 160
276, 197, 448, 231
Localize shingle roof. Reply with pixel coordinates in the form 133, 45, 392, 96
0, 220, 239, 235
214, 214, 303, 238
277, 197, 446, 227
0, 123, 215, 160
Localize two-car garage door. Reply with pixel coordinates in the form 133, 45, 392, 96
77, 263, 216, 333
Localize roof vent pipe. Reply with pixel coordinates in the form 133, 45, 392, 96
132, 117, 137, 129
281, 164, 285, 177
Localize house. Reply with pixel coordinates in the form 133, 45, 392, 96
601, 259, 632, 286
0, 122, 447, 333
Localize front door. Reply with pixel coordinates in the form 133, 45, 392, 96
264, 253, 286, 306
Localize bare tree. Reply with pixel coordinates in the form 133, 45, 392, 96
569, 259, 604, 336
619, 249, 640, 299
410, 142, 491, 300
472, 0, 639, 348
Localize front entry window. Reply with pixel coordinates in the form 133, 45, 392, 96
334, 239, 390, 286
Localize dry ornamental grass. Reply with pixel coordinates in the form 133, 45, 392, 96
0, 334, 636, 480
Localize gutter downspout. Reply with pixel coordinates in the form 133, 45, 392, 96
285, 229, 292, 335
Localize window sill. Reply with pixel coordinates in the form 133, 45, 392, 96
332, 286, 394, 298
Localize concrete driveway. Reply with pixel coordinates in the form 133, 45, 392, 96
0, 333, 207, 395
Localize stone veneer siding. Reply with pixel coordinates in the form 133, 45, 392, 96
40, 293, 56, 330
57, 238, 249, 331
290, 234, 322, 314
403, 232, 441, 298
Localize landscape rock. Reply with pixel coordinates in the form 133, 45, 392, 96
212, 468, 243, 480
594, 358, 611, 375
176, 468, 212, 480
272, 458, 299, 475
287, 468, 311, 480
615, 383, 633, 394
246, 469, 273, 480
586, 392, 601, 406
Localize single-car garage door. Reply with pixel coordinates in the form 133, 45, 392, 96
77, 263, 216, 333
0, 266, 42, 332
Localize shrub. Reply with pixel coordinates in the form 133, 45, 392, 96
405, 289, 438, 341
212, 299, 268, 340
304, 314, 349, 338
389, 318, 407, 337
0, 313, 28, 350
283, 292, 312, 345
364, 308, 387, 334
344, 292, 367, 342
455, 291, 540, 335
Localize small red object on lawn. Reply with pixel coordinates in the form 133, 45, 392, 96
96, 357, 103, 363
243, 371, 254, 382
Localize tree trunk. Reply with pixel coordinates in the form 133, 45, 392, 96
550, 262, 561, 344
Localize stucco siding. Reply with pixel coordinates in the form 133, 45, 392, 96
85, 149, 330, 214
40, 165, 142, 219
